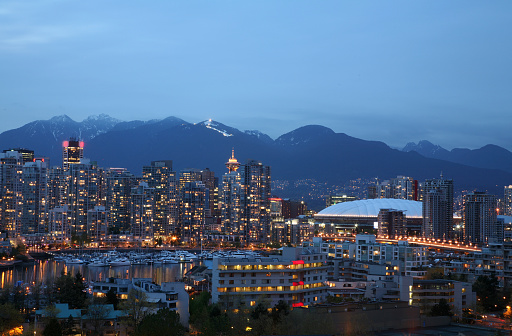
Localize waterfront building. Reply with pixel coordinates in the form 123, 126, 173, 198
212, 247, 328, 309
142, 160, 178, 237
179, 181, 208, 245
47, 166, 67, 213
91, 278, 189, 326
106, 168, 137, 233
21, 158, 48, 235
0, 150, 23, 237
464, 192, 502, 245
422, 177, 454, 240
65, 159, 102, 235
219, 168, 243, 236
62, 138, 84, 170
130, 182, 155, 245
87, 205, 108, 241
48, 205, 72, 243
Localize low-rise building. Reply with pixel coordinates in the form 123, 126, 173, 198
212, 247, 329, 309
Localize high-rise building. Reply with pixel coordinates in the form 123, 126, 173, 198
130, 182, 155, 245
219, 168, 243, 236
378, 209, 406, 238
3, 148, 34, 163
0, 150, 23, 237
240, 159, 271, 244
179, 181, 208, 245
504, 185, 512, 216
48, 205, 72, 243
142, 160, 178, 237
87, 206, 108, 241
62, 138, 84, 170
21, 158, 48, 235
374, 176, 418, 201
47, 166, 67, 212
106, 168, 137, 233
65, 160, 101, 236
464, 192, 502, 245
422, 177, 454, 240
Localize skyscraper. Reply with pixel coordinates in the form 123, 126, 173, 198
0, 150, 23, 237
179, 181, 208, 245
62, 138, 84, 170
504, 185, 512, 216
21, 158, 48, 235
240, 159, 271, 244
142, 160, 178, 237
422, 177, 454, 240
106, 168, 137, 233
130, 182, 155, 246
464, 192, 502, 245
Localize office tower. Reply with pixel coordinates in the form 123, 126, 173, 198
505, 186, 512, 216
240, 159, 271, 244
0, 150, 23, 237
378, 209, 406, 238
87, 206, 108, 241
142, 160, 178, 237
62, 138, 84, 170
48, 205, 72, 243
326, 195, 357, 207
3, 148, 34, 163
106, 168, 137, 233
179, 181, 208, 245
65, 159, 101, 236
130, 182, 155, 245
464, 192, 502, 245
422, 177, 454, 240
21, 158, 48, 235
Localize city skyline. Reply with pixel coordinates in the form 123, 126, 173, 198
1, 1, 511, 151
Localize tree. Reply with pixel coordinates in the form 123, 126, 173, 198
473, 275, 505, 311
0, 303, 22, 335
54, 272, 87, 309
105, 288, 119, 309
134, 308, 185, 336
120, 288, 152, 330
61, 315, 76, 336
86, 304, 112, 336
43, 318, 63, 336
430, 298, 453, 317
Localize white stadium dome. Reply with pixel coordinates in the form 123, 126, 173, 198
316, 198, 423, 219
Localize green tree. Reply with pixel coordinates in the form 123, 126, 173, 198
86, 304, 112, 336
120, 288, 152, 330
473, 275, 505, 311
0, 303, 22, 335
105, 288, 119, 309
61, 315, 75, 336
54, 272, 87, 309
43, 318, 63, 336
134, 308, 185, 336
430, 298, 453, 316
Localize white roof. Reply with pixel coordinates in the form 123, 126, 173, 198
316, 198, 423, 219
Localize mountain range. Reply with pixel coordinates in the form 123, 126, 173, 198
1, 115, 512, 209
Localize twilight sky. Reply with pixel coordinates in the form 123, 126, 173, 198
0, 1, 511, 150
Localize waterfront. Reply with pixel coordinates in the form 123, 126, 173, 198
0, 259, 200, 288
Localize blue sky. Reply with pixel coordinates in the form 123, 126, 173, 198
0, 1, 511, 150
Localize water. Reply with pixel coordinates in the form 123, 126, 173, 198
0, 260, 199, 288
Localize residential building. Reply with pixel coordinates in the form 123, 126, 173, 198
464, 192, 502, 245
422, 177, 454, 240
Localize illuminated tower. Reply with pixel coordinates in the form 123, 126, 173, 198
464, 192, 501, 245
225, 149, 240, 173
130, 182, 155, 246
142, 161, 178, 237
62, 138, 84, 170
106, 168, 137, 233
422, 176, 454, 240
21, 158, 48, 235
505, 185, 512, 216
0, 150, 23, 237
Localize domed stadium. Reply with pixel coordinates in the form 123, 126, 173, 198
314, 198, 423, 234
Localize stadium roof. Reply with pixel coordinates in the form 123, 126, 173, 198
316, 198, 423, 219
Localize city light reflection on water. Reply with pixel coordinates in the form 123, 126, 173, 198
0, 260, 198, 288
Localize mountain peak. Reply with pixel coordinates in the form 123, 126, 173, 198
50, 115, 75, 123
276, 125, 335, 146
